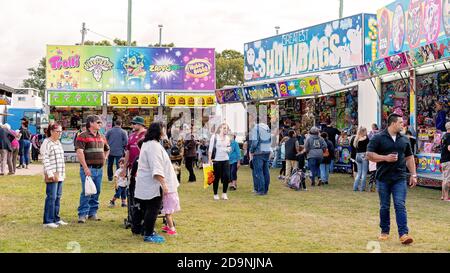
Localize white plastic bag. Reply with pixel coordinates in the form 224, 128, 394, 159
84, 176, 97, 196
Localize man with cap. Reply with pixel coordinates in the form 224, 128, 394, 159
121, 116, 147, 177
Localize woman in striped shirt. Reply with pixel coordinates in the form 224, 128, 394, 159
42, 123, 67, 228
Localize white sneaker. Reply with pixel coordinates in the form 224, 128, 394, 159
213, 194, 220, 200
43, 223, 59, 228
56, 220, 68, 226
221, 193, 228, 200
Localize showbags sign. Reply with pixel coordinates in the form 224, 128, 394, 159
243, 83, 278, 101
46, 45, 215, 91
244, 14, 375, 82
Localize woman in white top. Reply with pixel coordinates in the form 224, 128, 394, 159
134, 122, 179, 243
42, 123, 67, 228
208, 123, 231, 200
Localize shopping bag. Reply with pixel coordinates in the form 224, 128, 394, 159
84, 176, 97, 196
202, 163, 215, 189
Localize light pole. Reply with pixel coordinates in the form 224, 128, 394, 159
158, 24, 163, 47
275, 26, 280, 35
127, 0, 132, 45
339, 0, 344, 19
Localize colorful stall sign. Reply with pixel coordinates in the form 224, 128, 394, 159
244, 14, 375, 82
338, 51, 412, 85
215, 88, 245, 104
49, 92, 102, 107
409, 37, 450, 66
165, 94, 216, 107
364, 14, 379, 62
277, 77, 321, 98
385, 52, 411, 72
377, 0, 449, 59
0, 95, 11, 105
338, 68, 358, 85
46, 46, 215, 91
417, 153, 442, 175
243, 83, 278, 101
107, 93, 160, 107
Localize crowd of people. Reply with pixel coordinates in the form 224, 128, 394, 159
28, 110, 450, 246
0, 117, 44, 176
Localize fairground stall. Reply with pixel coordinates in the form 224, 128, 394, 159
46, 45, 215, 161
338, 0, 450, 187
221, 13, 381, 172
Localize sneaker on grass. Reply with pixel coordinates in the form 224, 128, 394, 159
144, 233, 165, 243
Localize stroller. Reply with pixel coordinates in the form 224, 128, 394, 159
287, 168, 307, 191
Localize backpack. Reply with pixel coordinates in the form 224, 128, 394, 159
288, 169, 305, 191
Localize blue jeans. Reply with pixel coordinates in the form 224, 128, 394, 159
353, 153, 369, 191
320, 163, 330, 183
107, 155, 122, 181
78, 167, 103, 217
252, 153, 271, 194
377, 180, 409, 237
329, 160, 334, 174
114, 186, 127, 200
308, 158, 321, 185
43, 181, 63, 224
19, 139, 31, 166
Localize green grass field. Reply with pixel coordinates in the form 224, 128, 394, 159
0, 163, 449, 253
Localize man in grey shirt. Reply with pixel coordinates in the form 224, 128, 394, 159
304, 127, 327, 186
105, 119, 128, 182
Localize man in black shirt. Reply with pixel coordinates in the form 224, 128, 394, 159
440, 122, 450, 202
367, 114, 417, 245
322, 120, 340, 173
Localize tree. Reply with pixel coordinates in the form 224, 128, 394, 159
113, 38, 137, 46
149, 43, 175, 47
76, 40, 112, 46
22, 57, 46, 98
215, 49, 244, 89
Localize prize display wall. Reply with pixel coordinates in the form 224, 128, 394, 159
415, 71, 450, 184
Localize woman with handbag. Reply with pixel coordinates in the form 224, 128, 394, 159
208, 123, 231, 200
42, 123, 67, 228
352, 126, 370, 192
319, 132, 335, 185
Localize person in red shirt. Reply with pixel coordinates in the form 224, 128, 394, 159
121, 116, 147, 177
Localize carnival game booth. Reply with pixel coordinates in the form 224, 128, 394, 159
47, 91, 104, 162
46, 45, 216, 159
163, 92, 217, 141
107, 92, 161, 130
337, 0, 450, 187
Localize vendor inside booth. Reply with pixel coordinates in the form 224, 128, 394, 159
106, 92, 161, 131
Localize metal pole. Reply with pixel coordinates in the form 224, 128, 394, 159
81, 22, 87, 45
339, 0, 344, 18
127, 0, 132, 46
158, 24, 163, 46
275, 26, 280, 35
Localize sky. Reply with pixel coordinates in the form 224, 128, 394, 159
0, 0, 393, 88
